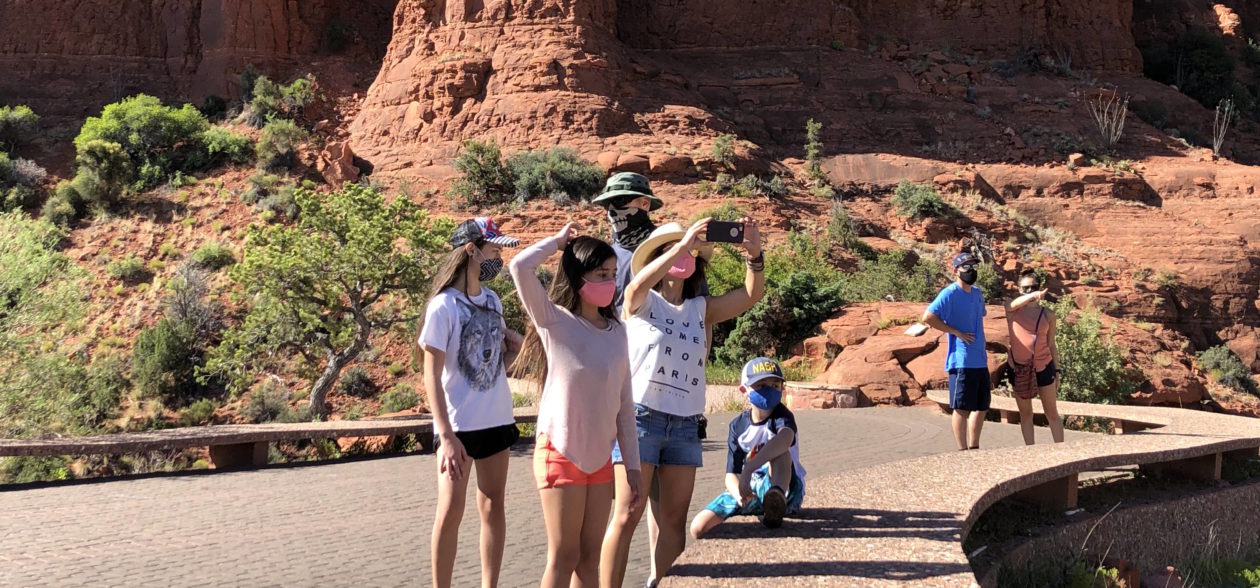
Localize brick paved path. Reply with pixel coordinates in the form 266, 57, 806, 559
0, 407, 1082, 587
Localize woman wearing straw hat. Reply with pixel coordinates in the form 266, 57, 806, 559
600, 217, 765, 587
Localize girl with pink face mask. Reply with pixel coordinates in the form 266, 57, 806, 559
600, 217, 766, 587
508, 223, 643, 588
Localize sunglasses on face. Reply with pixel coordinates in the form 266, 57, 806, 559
958, 264, 978, 272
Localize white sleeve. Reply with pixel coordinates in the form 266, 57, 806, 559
419, 295, 455, 353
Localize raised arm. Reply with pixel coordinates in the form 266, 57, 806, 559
508, 225, 573, 328
624, 218, 710, 317
1008, 289, 1046, 311
706, 218, 765, 325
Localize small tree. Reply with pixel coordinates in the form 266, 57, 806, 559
711, 133, 736, 171
1212, 98, 1234, 158
1048, 297, 1139, 404
0, 105, 39, 149
203, 184, 453, 417
1087, 89, 1129, 151
805, 119, 825, 183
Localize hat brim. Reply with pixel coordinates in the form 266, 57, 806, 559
486, 235, 520, 247
743, 372, 786, 387
629, 229, 713, 277
591, 190, 664, 211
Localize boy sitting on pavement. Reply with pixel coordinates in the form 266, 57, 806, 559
689, 357, 807, 538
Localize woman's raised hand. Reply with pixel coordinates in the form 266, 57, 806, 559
740, 217, 762, 258
555, 222, 577, 250
680, 217, 711, 251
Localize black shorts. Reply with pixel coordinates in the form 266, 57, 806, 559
436, 423, 520, 460
1000, 361, 1058, 388
948, 367, 992, 412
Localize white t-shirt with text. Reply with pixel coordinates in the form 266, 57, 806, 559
626, 290, 708, 416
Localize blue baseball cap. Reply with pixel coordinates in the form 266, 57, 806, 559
952, 252, 978, 269
741, 357, 785, 387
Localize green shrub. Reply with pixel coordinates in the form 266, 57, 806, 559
107, 254, 150, 284
242, 381, 294, 424
191, 242, 235, 270
449, 139, 515, 207
0, 152, 46, 212
244, 74, 316, 127
75, 95, 210, 192
484, 275, 529, 334
0, 456, 72, 484
1198, 345, 1259, 396
240, 64, 262, 103
40, 193, 77, 226
505, 147, 604, 203
73, 139, 133, 204
132, 318, 200, 403
974, 263, 1005, 300
716, 271, 845, 363
75, 354, 128, 429
842, 249, 946, 303
892, 181, 951, 219
386, 362, 407, 377
826, 201, 876, 259
199, 95, 228, 121
691, 201, 747, 223
339, 367, 376, 398
258, 185, 299, 221
805, 119, 825, 182
202, 128, 254, 166
257, 118, 307, 169
179, 398, 217, 426
0, 104, 39, 149
379, 384, 421, 414
711, 133, 736, 170
1049, 297, 1140, 404
242, 171, 281, 205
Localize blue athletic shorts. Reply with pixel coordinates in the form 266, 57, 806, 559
704, 468, 805, 520
948, 367, 992, 412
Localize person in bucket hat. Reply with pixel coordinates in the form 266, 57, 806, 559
690, 357, 807, 538
591, 172, 666, 310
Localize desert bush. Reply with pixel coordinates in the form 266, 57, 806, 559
716, 271, 845, 363
892, 181, 951, 219
72, 139, 133, 205
379, 384, 421, 414
0, 152, 46, 211
191, 242, 235, 270
0, 104, 39, 149
1087, 90, 1129, 151
107, 254, 150, 284
843, 249, 946, 303
74, 354, 129, 429
1198, 345, 1259, 396
244, 74, 316, 127
974, 262, 1005, 300
257, 118, 307, 169
826, 201, 876, 259
505, 147, 604, 203
0, 456, 72, 484
258, 185, 299, 222
199, 95, 228, 121
711, 133, 736, 170
1048, 297, 1139, 404
75, 95, 210, 192
805, 119, 825, 183
242, 171, 282, 205
242, 381, 295, 424
339, 367, 376, 398
202, 128, 254, 166
450, 140, 514, 206
40, 193, 77, 226
179, 398, 217, 426
132, 317, 199, 403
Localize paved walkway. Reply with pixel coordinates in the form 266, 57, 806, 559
0, 407, 1084, 588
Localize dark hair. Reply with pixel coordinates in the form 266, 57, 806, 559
511, 236, 618, 381
410, 246, 475, 371
648, 242, 707, 300
1018, 269, 1041, 286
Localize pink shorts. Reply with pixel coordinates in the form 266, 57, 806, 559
533, 433, 614, 489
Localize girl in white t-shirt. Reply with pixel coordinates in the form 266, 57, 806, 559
601, 217, 765, 587
415, 217, 523, 588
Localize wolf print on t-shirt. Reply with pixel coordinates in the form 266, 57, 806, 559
455, 298, 504, 391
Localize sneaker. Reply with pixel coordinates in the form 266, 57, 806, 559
761, 485, 787, 529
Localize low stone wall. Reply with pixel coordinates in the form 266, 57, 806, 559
980, 480, 1260, 586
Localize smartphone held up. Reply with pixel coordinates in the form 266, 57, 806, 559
705, 220, 745, 243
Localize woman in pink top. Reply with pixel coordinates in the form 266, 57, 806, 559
1004, 269, 1065, 444
509, 223, 643, 588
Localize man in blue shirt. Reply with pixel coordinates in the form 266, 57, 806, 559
922, 252, 990, 450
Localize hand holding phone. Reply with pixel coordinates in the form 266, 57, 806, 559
705, 220, 745, 243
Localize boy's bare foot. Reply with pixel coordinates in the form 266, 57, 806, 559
761, 486, 787, 529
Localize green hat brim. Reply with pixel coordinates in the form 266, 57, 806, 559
591, 190, 664, 211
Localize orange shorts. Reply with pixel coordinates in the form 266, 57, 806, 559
533, 433, 614, 489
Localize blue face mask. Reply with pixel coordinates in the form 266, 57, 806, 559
748, 385, 782, 410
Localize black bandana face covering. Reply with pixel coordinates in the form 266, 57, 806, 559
608, 205, 654, 250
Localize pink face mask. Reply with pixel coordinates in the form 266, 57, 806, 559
579, 279, 616, 308
667, 253, 696, 279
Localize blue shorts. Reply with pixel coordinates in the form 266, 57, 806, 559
611, 404, 703, 467
704, 468, 805, 520
949, 367, 992, 412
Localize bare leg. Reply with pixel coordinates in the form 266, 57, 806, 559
1039, 380, 1065, 443
599, 462, 654, 588
768, 452, 792, 489
572, 483, 614, 587
432, 456, 471, 588
1015, 397, 1035, 445
951, 409, 970, 450
649, 465, 698, 582
475, 449, 511, 588
689, 510, 724, 540
540, 485, 587, 588
967, 410, 985, 449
